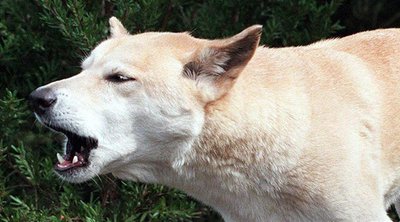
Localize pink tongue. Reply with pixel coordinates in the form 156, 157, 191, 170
57, 160, 82, 169
59, 160, 71, 166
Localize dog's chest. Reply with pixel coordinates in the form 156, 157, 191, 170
161, 161, 329, 222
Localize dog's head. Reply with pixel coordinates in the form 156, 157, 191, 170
29, 17, 261, 183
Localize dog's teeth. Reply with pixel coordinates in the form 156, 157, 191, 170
72, 156, 78, 164
57, 153, 64, 164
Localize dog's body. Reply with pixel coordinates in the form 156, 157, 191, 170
29, 17, 400, 221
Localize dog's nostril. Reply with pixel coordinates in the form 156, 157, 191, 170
28, 87, 57, 114
38, 96, 56, 108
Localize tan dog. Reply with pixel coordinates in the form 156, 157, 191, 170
29, 17, 400, 221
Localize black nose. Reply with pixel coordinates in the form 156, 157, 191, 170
28, 87, 57, 114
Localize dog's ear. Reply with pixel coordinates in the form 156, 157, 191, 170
183, 25, 262, 102
109, 17, 128, 38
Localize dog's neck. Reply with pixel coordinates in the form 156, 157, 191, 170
155, 93, 308, 220
186, 90, 307, 170
112, 86, 309, 221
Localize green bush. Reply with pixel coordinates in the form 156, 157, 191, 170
2, 0, 396, 221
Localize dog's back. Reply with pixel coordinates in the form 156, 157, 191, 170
304, 29, 400, 206
328, 29, 400, 207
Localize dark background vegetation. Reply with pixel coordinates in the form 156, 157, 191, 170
1, 0, 400, 221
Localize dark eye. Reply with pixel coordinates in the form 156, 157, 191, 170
106, 73, 135, 83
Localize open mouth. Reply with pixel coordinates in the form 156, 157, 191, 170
48, 126, 98, 172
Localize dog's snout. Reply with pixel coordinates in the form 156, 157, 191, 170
28, 87, 57, 114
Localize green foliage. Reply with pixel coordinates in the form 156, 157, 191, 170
0, 91, 29, 142
335, 0, 400, 36
162, 0, 344, 46
1, 0, 397, 221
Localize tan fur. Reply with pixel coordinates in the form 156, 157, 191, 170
165, 29, 400, 221
191, 30, 400, 221
34, 17, 400, 221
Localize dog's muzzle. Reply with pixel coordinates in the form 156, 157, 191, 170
28, 86, 99, 174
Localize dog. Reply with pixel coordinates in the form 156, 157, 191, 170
29, 17, 400, 221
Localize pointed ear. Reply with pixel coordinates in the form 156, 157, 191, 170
109, 17, 128, 38
183, 25, 262, 102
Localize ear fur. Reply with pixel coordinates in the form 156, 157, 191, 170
183, 25, 262, 101
109, 16, 129, 38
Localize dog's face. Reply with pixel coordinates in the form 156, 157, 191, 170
29, 17, 261, 183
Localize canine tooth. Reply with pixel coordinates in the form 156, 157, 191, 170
57, 153, 64, 164
72, 156, 78, 164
